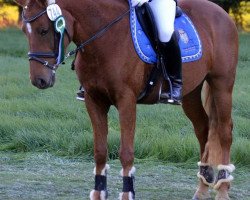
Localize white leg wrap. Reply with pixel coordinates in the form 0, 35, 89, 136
197, 161, 215, 186
213, 175, 234, 190
119, 192, 134, 200
93, 164, 110, 175
90, 164, 110, 200
90, 190, 107, 200
120, 166, 136, 177
217, 164, 235, 173
197, 161, 210, 167
213, 164, 235, 190
119, 166, 136, 200
197, 172, 214, 187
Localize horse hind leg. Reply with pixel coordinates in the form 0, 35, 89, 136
206, 76, 235, 200
182, 83, 213, 200
85, 96, 110, 200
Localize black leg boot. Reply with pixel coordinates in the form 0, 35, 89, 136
159, 32, 182, 105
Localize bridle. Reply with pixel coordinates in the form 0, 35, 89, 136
22, 0, 131, 73
22, 2, 68, 73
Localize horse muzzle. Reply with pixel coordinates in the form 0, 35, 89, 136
31, 73, 55, 89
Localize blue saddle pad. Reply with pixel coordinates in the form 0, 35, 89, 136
130, 6, 202, 64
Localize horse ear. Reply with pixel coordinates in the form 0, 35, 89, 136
14, 0, 27, 7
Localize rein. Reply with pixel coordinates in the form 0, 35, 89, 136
23, 2, 131, 73
64, 9, 131, 60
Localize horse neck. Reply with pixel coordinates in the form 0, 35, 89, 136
62, 0, 128, 46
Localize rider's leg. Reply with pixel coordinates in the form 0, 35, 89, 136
160, 32, 182, 103
149, 0, 182, 104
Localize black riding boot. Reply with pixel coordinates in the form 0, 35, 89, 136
159, 32, 182, 105
76, 86, 85, 101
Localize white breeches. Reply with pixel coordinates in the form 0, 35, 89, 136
149, 0, 176, 42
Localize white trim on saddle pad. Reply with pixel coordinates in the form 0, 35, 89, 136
129, 2, 202, 64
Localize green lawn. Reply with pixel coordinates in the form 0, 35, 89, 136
0, 28, 249, 165
0, 152, 250, 200
0, 28, 249, 199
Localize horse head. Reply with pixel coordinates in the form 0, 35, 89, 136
15, 0, 74, 89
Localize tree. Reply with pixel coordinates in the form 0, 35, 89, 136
210, 0, 241, 13
211, 0, 250, 31
0, 0, 22, 23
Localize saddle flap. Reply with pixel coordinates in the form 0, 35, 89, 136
135, 3, 159, 53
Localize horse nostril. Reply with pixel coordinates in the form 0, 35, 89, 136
36, 78, 48, 89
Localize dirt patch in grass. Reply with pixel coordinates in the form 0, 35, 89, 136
0, 152, 250, 200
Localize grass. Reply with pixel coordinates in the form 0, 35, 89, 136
1, 152, 250, 200
0, 28, 249, 167
0, 28, 250, 200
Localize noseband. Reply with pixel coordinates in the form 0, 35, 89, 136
22, 5, 67, 72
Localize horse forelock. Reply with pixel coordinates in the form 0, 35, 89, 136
26, 0, 46, 10
23, 0, 46, 19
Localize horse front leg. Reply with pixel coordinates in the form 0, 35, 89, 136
85, 97, 110, 200
117, 92, 137, 200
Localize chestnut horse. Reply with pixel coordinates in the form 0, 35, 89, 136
15, 0, 238, 199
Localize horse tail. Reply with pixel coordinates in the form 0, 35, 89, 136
202, 81, 222, 166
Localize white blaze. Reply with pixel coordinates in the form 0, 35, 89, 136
26, 23, 32, 34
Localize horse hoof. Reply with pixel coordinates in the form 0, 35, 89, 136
192, 197, 212, 200
215, 195, 230, 200
119, 192, 134, 200
192, 192, 212, 200
90, 190, 107, 200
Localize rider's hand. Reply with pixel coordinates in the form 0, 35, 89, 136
131, 0, 149, 7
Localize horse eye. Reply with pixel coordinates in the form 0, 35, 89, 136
40, 28, 49, 36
